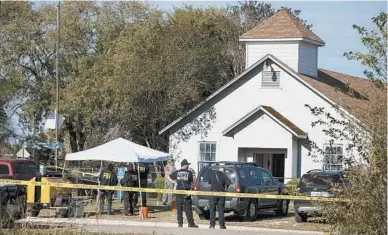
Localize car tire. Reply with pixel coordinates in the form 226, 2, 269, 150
275, 199, 289, 216
199, 210, 210, 220
295, 213, 307, 223
244, 199, 258, 222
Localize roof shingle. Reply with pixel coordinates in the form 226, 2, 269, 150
299, 69, 384, 121
240, 9, 325, 45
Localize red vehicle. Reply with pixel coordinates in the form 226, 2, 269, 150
0, 159, 40, 180
0, 160, 39, 227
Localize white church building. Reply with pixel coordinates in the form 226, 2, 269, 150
159, 10, 373, 180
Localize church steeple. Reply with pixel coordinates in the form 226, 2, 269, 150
240, 9, 325, 77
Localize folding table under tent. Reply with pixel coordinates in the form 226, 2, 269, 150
64, 137, 171, 207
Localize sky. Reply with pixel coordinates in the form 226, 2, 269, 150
151, 1, 386, 78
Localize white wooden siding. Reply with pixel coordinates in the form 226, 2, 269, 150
298, 41, 318, 77
246, 41, 299, 71
169, 58, 348, 178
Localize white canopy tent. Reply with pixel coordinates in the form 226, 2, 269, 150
65, 137, 170, 163
64, 137, 170, 208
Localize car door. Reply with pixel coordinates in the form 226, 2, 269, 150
247, 167, 262, 192
259, 168, 279, 207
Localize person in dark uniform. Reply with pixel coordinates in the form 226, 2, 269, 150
98, 163, 118, 215
169, 159, 198, 228
120, 163, 138, 215
208, 167, 231, 229
136, 162, 149, 207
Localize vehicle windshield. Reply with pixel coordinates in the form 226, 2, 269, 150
299, 173, 345, 188
198, 168, 235, 184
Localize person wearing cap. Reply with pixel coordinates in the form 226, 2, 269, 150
120, 163, 138, 216
162, 159, 176, 205
169, 159, 198, 228
98, 163, 118, 215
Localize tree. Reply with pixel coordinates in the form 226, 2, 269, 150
307, 12, 387, 235
1, 1, 311, 165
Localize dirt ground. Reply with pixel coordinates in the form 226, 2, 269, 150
37, 199, 329, 232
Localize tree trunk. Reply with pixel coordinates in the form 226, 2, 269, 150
145, 137, 162, 177
65, 120, 78, 153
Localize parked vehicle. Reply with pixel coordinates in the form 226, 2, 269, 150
294, 169, 348, 223
193, 161, 290, 221
0, 160, 89, 219
0, 160, 40, 226
0, 159, 40, 180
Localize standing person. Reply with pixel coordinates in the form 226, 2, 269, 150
162, 159, 176, 205
120, 163, 138, 216
169, 159, 198, 228
98, 163, 118, 215
208, 167, 231, 229
137, 162, 149, 207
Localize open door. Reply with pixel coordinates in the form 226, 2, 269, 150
272, 154, 285, 183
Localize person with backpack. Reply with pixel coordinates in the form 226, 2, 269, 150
208, 167, 231, 229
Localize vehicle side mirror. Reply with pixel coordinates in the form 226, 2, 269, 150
273, 178, 279, 186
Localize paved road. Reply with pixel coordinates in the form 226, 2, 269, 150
17, 217, 324, 235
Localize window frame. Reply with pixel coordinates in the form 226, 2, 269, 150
260, 168, 274, 186
198, 141, 217, 171
198, 141, 217, 162
323, 143, 344, 171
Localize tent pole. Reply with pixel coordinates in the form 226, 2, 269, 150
97, 161, 103, 208
137, 163, 142, 208
62, 160, 66, 177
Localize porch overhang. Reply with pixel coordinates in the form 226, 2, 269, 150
222, 105, 307, 139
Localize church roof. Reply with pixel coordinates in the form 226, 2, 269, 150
240, 9, 325, 45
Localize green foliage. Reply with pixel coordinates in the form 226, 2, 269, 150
153, 176, 165, 201
153, 177, 165, 189
308, 12, 387, 235
286, 178, 299, 185
0, 1, 311, 159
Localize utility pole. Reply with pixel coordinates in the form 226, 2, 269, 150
55, 1, 61, 171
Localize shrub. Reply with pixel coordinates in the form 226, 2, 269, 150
286, 178, 299, 185
153, 177, 165, 201
286, 178, 299, 195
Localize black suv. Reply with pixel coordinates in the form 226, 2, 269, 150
294, 169, 348, 223
193, 162, 289, 221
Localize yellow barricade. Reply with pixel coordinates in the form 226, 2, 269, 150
0, 179, 350, 202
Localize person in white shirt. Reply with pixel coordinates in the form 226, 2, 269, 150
162, 159, 176, 205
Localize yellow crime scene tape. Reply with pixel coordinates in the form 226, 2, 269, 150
0, 179, 350, 202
